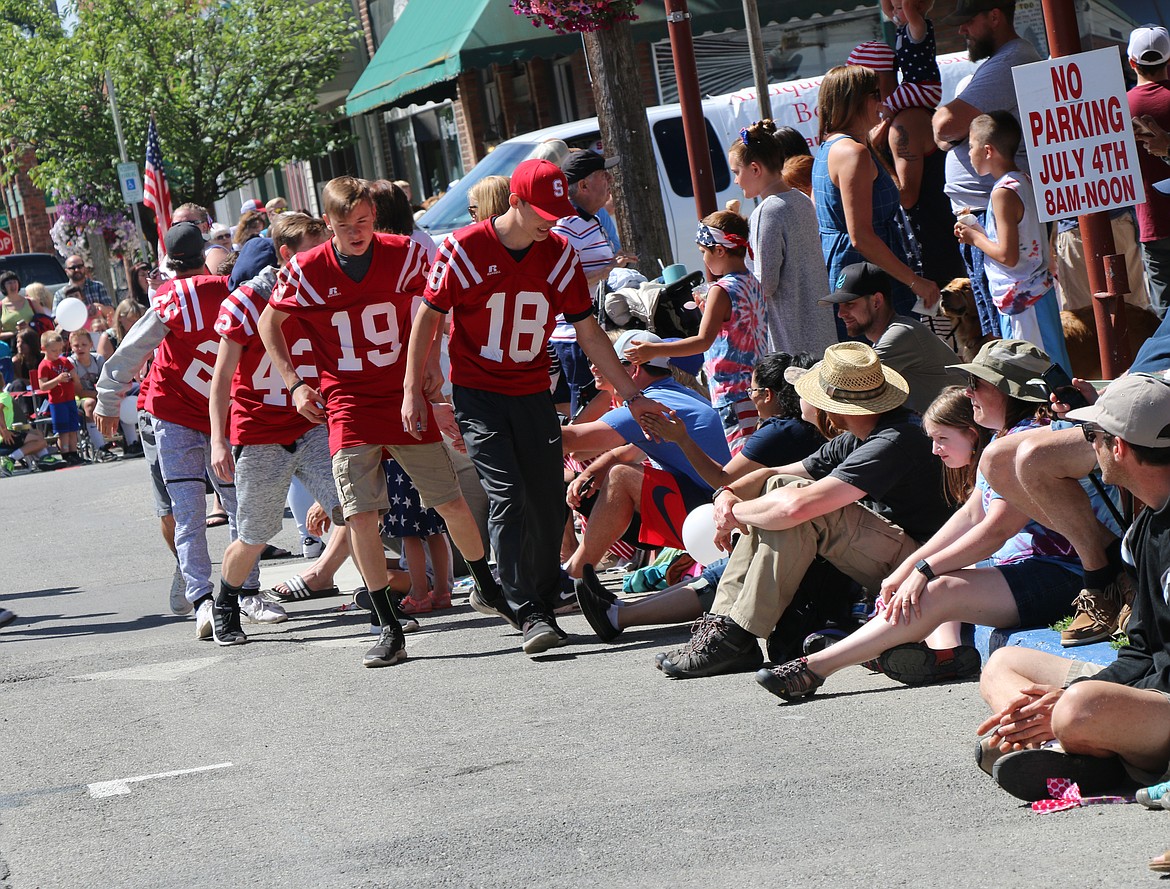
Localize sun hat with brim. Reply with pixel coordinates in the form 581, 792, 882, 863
794, 342, 909, 416
947, 339, 1050, 402
1067, 373, 1170, 448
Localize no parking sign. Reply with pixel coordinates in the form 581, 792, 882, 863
1012, 47, 1143, 222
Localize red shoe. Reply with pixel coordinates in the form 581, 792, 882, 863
398, 591, 433, 615
430, 589, 453, 610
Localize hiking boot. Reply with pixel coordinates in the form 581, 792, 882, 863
240, 594, 288, 624
1060, 579, 1125, 647
659, 613, 763, 679
992, 746, 1128, 801
363, 622, 407, 668
211, 595, 247, 646
522, 613, 562, 655
878, 642, 982, 685
576, 565, 621, 643
469, 585, 519, 630
169, 564, 192, 616
755, 657, 825, 701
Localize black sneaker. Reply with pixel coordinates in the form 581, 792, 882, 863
211, 596, 247, 646
521, 613, 561, 655
878, 642, 982, 685
122, 441, 145, 458
659, 613, 763, 679
575, 565, 621, 643
469, 585, 520, 630
363, 622, 407, 667
992, 746, 1128, 801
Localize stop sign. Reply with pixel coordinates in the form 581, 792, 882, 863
0, 228, 13, 256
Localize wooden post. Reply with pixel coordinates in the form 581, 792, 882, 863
583, 21, 674, 272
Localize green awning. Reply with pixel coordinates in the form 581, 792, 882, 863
346, 0, 844, 116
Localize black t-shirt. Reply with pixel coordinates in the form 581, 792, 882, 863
1088, 499, 1170, 691
801, 408, 952, 543
740, 417, 824, 468
333, 242, 374, 283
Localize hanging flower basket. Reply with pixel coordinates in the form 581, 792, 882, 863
511, 0, 642, 34
49, 194, 144, 263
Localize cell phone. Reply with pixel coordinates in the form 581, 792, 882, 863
1040, 363, 1090, 409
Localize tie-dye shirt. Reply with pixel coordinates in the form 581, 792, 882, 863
984, 172, 1053, 316
701, 271, 768, 410
976, 418, 1080, 571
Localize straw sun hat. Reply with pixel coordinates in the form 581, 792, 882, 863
793, 342, 909, 416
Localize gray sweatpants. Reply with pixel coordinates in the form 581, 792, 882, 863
154, 418, 259, 603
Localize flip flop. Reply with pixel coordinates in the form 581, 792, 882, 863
260, 574, 341, 603
206, 512, 229, 528
1150, 851, 1170, 873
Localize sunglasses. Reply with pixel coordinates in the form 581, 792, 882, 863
66, 264, 86, 271
1080, 424, 1114, 446
964, 374, 982, 392
746, 387, 769, 395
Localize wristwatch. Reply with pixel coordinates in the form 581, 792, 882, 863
914, 559, 936, 581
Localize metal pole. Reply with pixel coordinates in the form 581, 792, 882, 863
105, 73, 147, 255
742, 0, 772, 121
664, 0, 717, 222
1039, 0, 1130, 376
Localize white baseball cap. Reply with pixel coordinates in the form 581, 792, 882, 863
1128, 25, 1170, 65
1067, 373, 1170, 448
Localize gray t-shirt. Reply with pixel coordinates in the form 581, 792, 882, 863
748, 190, 837, 357
872, 315, 964, 415
943, 38, 1041, 211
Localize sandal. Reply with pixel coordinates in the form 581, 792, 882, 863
206, 511, 229, 528
1151, 851, 1170, 873
755, 657, 825, 701
260, 574, 341, 603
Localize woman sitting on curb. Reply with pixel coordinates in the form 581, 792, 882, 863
758, 339, 1084, 701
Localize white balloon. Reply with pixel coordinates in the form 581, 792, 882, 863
55, 297, 89, 332
119, 396, 139, 426
681, 502, 723, 567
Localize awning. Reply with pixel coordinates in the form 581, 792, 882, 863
346, 0, 843, 117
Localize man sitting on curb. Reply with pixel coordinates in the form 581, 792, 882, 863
976, 372, 1170, 802
560, 329, 730, 581
822, 261, 963, 415
653, 342, 953, 679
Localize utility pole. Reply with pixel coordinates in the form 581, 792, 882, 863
664, 0, 717, 222
105, 73, 147, 257
742, 0, 772, 121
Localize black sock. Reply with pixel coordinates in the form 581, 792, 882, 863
216, 580, 241, 608
367, 586, 401, 628
467, 557, 501, 599
1083, 539, 1123, 592
193, 594, 213, 611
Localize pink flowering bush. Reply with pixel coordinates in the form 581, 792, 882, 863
511, 0, 642, 33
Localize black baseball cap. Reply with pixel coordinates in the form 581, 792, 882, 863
164, 221, 206, 263
818, 262, 891, 305
561, 150, 620, 185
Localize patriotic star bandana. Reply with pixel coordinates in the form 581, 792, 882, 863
695, 223, 751, 258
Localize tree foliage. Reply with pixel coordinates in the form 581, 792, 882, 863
0, 0, 360, 208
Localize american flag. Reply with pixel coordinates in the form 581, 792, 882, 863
143, 116, 172, 239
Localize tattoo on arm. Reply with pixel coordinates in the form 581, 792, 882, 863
893, 125, 919, 161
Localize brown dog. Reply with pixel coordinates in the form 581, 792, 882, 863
1061, 303, 1161, 379
938, 277, 995, 362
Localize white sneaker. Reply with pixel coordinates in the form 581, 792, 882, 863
195, 599, 213, 640
302, 536, 324, 559
169, 565, 192, 616
240, 593, 288, 624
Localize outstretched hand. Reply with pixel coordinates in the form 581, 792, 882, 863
639, 408, 687, 444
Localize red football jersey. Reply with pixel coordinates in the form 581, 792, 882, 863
143, 275, 228, 433
423, 220, 592, 396
216, 272, 317, 446
268, 234, 438, 453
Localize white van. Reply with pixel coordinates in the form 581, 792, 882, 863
418, 52, 977, 270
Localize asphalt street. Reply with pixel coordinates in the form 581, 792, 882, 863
1, 458, 1168, 888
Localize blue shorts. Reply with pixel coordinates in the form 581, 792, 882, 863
48, 399, 80, 435
996, 559, 1082, 629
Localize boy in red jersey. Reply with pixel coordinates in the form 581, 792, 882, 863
259, 177, 502, 668
207, 213, 351, 645
402, 158, 666, 657
37, 330, 83, 464
95, 222, 279, 636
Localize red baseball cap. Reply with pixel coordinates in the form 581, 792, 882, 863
510, 158, 575, 221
